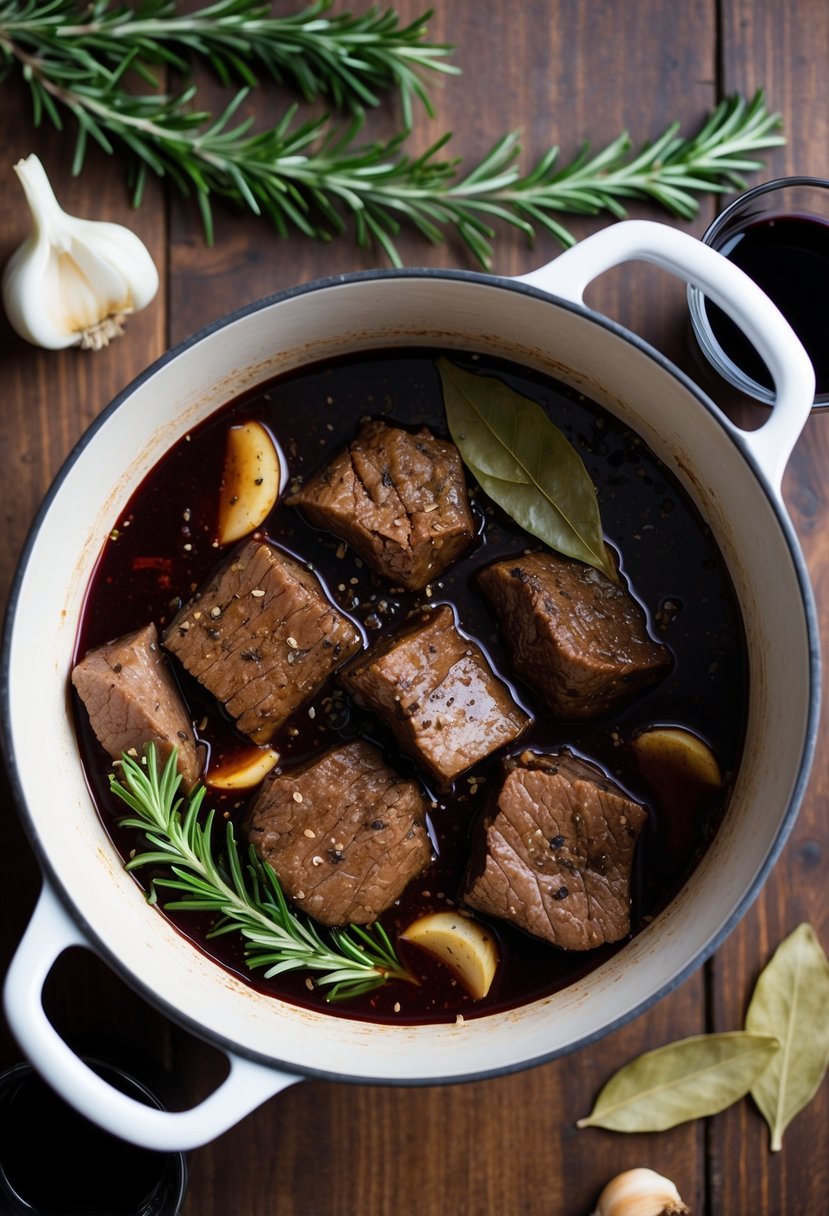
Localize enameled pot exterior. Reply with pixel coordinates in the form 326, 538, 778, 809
2, 222, 819, 1149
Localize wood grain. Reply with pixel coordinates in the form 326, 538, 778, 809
711, 3, 829, 1212
0, 3, 826, 1214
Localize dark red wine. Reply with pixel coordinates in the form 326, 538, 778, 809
0, 1062, 186, 1215
705, 214, 829, 395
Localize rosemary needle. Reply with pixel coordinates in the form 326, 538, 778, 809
110, 744, 415, 1002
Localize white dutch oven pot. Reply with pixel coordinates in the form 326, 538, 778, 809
2, 221, 820, 1151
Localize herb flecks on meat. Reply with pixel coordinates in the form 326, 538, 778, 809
287, 420, 475, 590
465, 750, 648, 950
163, 540, 362, 742
245, 739, 432, 926
110, 744, 415, 1002
73, 622, 202, 790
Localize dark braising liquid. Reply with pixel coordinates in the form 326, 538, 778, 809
705, 214, 829, 394
74, 350, 748, 1024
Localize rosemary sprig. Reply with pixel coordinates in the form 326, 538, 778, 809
0, 0, 456, 123
0, 20, 785, 270
110, 744, 414, 1002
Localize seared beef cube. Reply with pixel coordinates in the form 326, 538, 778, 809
72, 623, 201, 789
465, 750, 647, 950
286, 421, 475, 590
477, 552, 670, 720
246, 740, 431, 926
341, 604, 530, 790
163, 540, 361, 743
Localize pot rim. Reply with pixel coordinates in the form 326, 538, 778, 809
1, 265, 821, 1086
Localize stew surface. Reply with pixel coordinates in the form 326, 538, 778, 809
73, 349, 747, 1023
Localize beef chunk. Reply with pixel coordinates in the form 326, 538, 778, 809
246, 740, 431, 926
464, 750, 647, 950
477, 551, 671, 720
72, 623, 201, 789
163, 540, 362, 743
340, 604, 530, 790
286, 421, 475, 590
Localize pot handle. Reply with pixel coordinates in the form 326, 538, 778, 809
3, 881, 302, 1151
515, 219, 815, 492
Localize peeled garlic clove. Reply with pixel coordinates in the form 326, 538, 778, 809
2, 154, 158, 351
217, 421, 284, 544
591, 1167, 689, 1216
206, 747, 280, 790
401, 911, 498, 999
632, 727, 722, 789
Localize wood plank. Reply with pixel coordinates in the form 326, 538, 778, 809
714, 2, 829, 1212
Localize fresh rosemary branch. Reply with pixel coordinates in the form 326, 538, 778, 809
110, 744, 414, 1002
0, 0, 456, 123
0, 14, 786, 272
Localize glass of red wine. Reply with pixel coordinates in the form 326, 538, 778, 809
0, 1061, 187, 1215
688, 176, 829, 408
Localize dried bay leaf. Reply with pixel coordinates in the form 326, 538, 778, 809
437, 358, 614, 578
745, 922, 829, 1151
577, 1032, 780, 1133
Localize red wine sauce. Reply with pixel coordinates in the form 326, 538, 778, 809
73, 350, 748, 1025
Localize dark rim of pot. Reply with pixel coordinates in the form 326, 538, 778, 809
0, 267, 821, 1090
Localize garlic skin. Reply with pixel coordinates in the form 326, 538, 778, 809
592, 1167, 690, 1216
2, 154, 158, 351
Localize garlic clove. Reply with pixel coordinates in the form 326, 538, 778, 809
206, 746, 280, 790
2, 154, 158, 351
591, 1167, 690, 1216
217, 420, 284, 544
632, 727, 722, 790
401, 911, 499, 999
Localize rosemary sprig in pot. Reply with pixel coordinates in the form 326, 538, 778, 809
110, 744, 415, 1002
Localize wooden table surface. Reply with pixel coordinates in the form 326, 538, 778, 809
1, 2, 828, 1212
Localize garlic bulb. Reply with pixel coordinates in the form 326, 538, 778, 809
592, 1168, 690, 1216
2, 154, 158, 350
